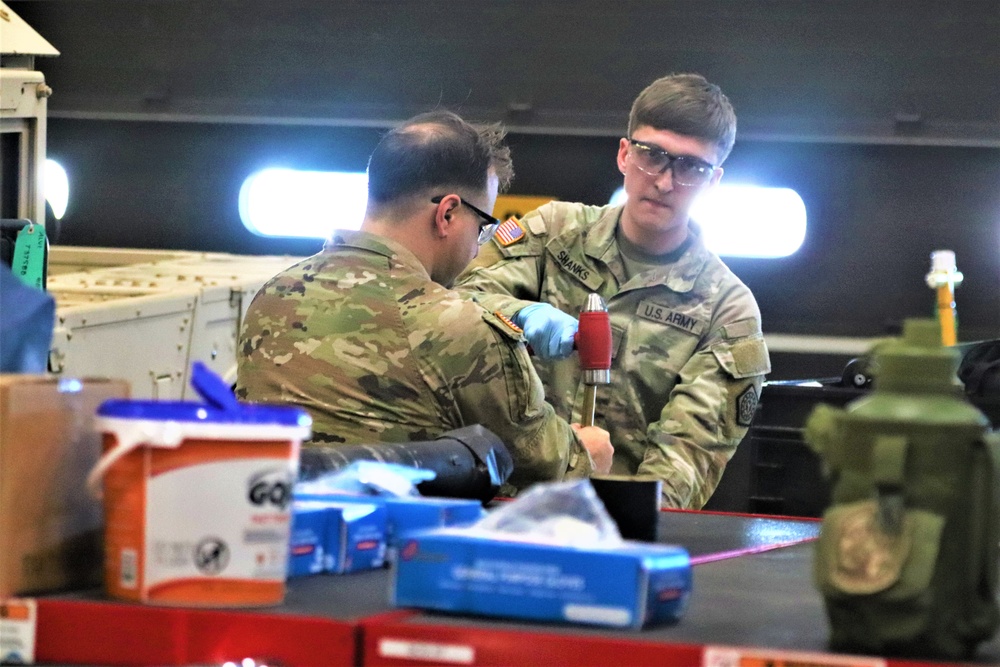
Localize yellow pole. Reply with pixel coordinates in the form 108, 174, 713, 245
935, 283, 958, 347
925, 250, 963, 347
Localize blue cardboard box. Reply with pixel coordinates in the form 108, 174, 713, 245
288, 502, 329, 577
288, 500, 387, 577
296, 493, 484, 547
392, 529, 691, 629
328, 501, 387, 573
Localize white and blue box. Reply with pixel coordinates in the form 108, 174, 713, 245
392, 529, 691, 629
288, 500, 387, 577
296, 493, 484, 547
288, 501, 330, 577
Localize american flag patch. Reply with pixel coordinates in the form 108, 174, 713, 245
494, 217, 526, 247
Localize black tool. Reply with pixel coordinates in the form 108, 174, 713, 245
297, 425, 514, 504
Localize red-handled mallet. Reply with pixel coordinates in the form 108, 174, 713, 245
573, 293, 612, 427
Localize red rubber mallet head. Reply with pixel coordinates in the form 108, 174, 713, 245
574, 293, 611, 385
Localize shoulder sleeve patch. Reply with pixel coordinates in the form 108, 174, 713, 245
736, 385, 759, 426
494, 218, 526, 247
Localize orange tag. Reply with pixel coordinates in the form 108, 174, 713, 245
703, 647, 886, 667
493, 311, 523, 334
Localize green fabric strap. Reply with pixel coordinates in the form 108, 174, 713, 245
872, 434, 908, 488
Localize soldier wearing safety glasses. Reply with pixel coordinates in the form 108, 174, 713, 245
457, 74, 771, 509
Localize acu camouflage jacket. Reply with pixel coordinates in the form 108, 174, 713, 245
457, 201, 771, 508
236, 230, 592, 493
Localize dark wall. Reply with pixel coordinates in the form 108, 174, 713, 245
11, 1, 1000, 143
8, 0, 1000, 341
44, 119, 1000, 340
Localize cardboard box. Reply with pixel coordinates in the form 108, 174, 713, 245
288, 502, 329, 577
328, 502, 387, 574
393, 529, 692, 629
288, 500, 387, 578
0, 375, 130, 598
296, 493, 484, 548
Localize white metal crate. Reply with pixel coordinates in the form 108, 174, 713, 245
47, 246, 303, 399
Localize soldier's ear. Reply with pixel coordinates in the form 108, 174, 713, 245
709, 166, 724, 188
433, 209, 449, 238
433, 194, 460, 238
617, 138, 630, 175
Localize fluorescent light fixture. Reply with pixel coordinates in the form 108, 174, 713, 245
607, 184, 807, 258
691, 185, 806, 258
44, 159, 69, 220
239, 168, 368, 238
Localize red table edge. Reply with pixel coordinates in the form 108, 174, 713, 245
358, 615, 978, 667
666, 506, 823, 522
34, 597, 359, 667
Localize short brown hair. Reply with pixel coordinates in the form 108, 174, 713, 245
628, 73, 737, 163
367, 110, 513, 205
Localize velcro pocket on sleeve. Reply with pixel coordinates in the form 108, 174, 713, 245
712, 335, 771, 379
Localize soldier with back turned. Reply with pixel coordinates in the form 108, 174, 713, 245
237, 110, 613, 494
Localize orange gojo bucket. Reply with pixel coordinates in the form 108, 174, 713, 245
87, 363, 311, 607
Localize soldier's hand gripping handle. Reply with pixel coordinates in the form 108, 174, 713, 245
572, 424, 614, 474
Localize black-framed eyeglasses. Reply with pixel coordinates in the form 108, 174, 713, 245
627, 139, 717, 187
431, 195, 501, 245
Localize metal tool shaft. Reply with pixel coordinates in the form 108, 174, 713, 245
582, 384, 598, 427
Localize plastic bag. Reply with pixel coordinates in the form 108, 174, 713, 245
468, 479, 624, 548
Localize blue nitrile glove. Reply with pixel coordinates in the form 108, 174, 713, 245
513, 303, 578, 360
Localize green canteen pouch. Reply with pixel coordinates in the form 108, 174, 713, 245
808, 422, 1000, 660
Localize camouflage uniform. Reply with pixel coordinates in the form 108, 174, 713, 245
236, 229, 592, 492
457, 201, 771, 508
